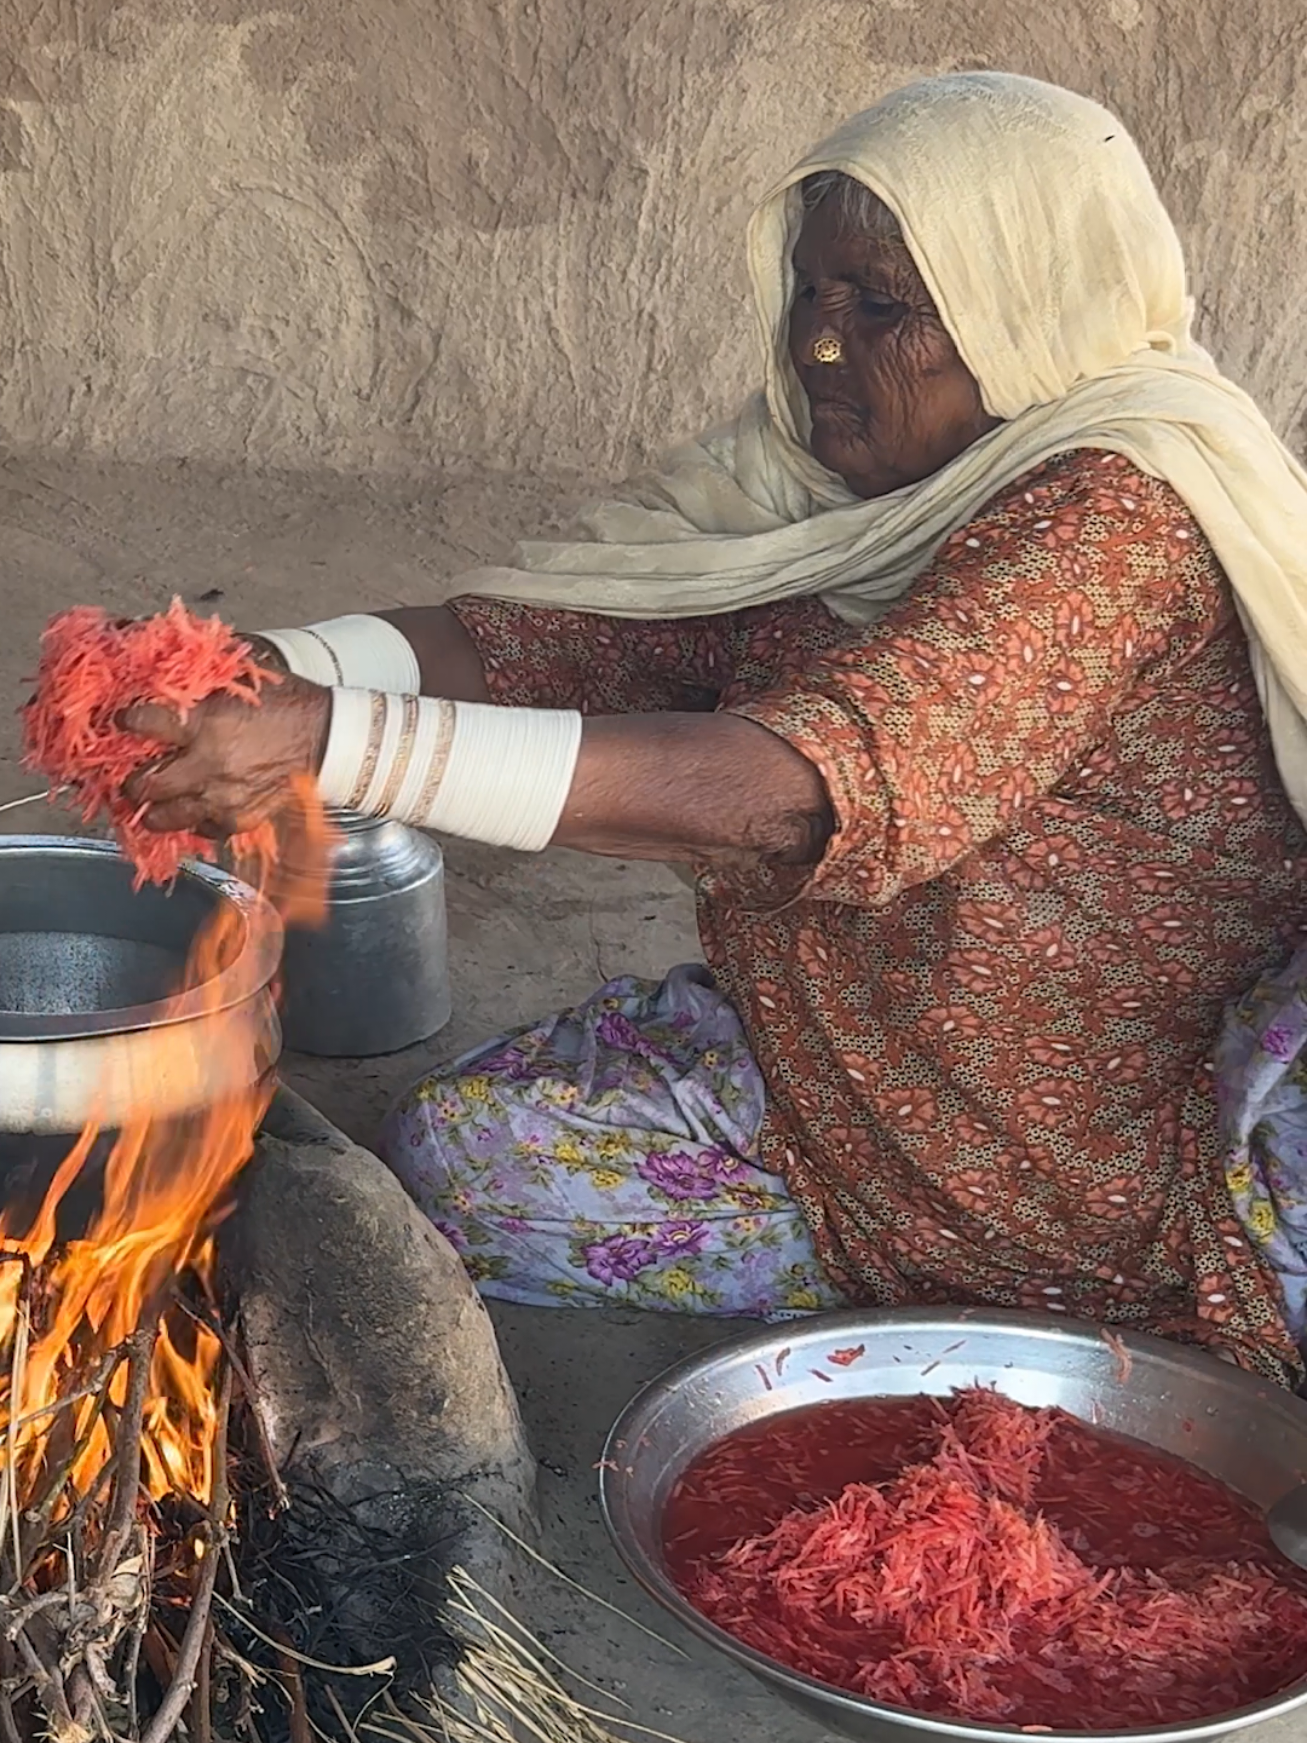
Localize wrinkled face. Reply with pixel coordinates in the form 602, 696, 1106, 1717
788, 189, 998, 499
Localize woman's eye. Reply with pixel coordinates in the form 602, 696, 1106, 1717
861, 295, 902, 321
796, 282, 817, 303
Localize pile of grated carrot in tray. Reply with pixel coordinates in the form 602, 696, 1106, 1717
664, 1386, 1307, 1731
22, 600, 276, 886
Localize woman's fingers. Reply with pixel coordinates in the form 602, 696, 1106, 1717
136, 796, 213, 835
121, 702, 193, 746
139, 785, 274, 837
127, 749, 204, 806
136, 772, 260, 836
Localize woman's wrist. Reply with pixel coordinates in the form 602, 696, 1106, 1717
305, 683, 333, 773
241, 632, 290, 674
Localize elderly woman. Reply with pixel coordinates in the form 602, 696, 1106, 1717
125, 74, 1307, 1385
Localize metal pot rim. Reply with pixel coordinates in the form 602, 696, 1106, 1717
0, 835, 283, 1044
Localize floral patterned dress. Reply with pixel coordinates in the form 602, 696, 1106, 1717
1214, 947, 1307, 1344
380, 451, 1307, 1383
382, 964, 840, 1316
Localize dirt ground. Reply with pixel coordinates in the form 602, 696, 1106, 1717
0, 448, 1299, 1741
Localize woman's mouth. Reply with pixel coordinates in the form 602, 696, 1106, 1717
807, 397, 868, 426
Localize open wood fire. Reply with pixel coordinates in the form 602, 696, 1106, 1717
0, 810, 330, 1743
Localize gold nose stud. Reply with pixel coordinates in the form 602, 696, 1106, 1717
811, 333, 845, 365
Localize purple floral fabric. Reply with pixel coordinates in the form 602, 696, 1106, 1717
378, 965, 842, 1316
1216, 945, 1307, 1340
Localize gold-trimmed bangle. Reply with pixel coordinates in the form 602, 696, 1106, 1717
300, 627, 345, 685
345, 692, 389, 812
413, 698, 457, 820
373, 694, 422, 818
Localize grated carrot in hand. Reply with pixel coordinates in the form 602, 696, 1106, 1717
22, 600, 279, 887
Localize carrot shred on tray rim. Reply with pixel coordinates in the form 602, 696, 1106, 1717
22, 600, 278, 888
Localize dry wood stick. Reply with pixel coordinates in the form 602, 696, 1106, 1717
98, 1326, 158, 1584
142, 1624, 177, 1694
9, 1364, 127, 1439
43, 1457, 114, 1568
0, 1640, 22, 1743
176, 1301, 290, 1515
233, 1655, 261, 1743
0, 1586, 70, 1644
275, 1642, 313, 1743
13, 1614, 74, 1741
0, 1260, 34, 1591
139, 1360, 231, 1743
21, 1347, 126, 1578
188, 1620, 214, 1743
140, 1554, 220, 1741
125, 1519, 155, 1739
66, 1661, 97, 1742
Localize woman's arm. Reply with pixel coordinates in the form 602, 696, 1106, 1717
250, 607, 493, 701
257, 601, 730, 715
128, 455, 1201, 873
559, 713, 831, 865
121, 690, 833, 869
373, 607, 492, 701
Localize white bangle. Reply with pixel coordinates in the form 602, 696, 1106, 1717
259, 616, 421, 693
317, 690, 582, 854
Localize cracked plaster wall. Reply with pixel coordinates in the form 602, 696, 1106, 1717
0, 1, 1305, 477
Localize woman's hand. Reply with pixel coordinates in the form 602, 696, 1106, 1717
121, 675, 331, 837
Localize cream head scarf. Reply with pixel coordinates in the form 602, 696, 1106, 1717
459, 72, 1307, 823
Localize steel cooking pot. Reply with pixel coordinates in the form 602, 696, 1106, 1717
0, 836, 282, 1133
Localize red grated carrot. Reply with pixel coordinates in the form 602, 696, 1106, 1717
1100, 1327, 1133, 1386
22, 600, 278, 888
827, 1345, 865, 1368
667, 1387, 1307, 1731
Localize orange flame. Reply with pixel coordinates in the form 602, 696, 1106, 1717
0, 778, 332, 1522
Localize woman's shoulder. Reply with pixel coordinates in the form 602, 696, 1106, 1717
943, 447, 1220, 584
970, 448, 1203, 541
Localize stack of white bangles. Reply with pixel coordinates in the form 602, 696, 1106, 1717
259, 616, 582, 853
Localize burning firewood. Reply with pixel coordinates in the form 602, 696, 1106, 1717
6, 597, 682, 1743
0, 905, 261, 1741
0, 752, 331, 1739
0, 1269, 400, 1743
0, 1303, 214, 1743
0, 1142, 680, 1743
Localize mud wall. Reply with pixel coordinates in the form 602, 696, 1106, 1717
1, 1, 1305, 476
